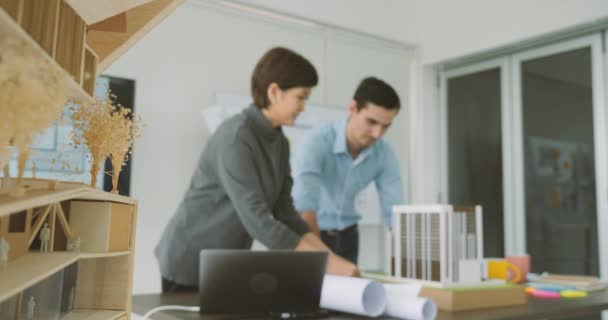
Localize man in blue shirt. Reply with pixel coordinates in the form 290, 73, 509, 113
292, 77, 405, 264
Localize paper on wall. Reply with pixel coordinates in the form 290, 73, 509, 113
201, 105, 224, 133
320, 275, 437, 320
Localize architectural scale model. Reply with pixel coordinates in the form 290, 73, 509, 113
0, 0, 183, 319
388, 205, 484, 284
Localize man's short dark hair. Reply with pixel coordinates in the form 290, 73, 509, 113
353, 77, 400, 111
251, 47, 318, 109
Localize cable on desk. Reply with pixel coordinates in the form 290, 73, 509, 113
142, 305, 200, 319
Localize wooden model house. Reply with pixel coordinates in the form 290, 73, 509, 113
0, 0, 183, 319
0, 179, 138, 319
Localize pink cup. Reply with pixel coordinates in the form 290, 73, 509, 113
507, 254, 530, 283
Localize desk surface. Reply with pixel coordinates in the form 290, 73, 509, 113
132, 291, 608, 320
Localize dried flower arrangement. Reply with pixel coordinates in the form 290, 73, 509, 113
106, 102, 141, 194
0, 37, 68, 193
71, 89, 141, 192
71, 90, 114, 188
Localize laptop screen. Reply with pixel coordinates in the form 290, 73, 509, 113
199, 250, 328, 315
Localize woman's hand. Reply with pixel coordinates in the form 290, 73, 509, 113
295, 232, 361, 277
326, 253, 361, 277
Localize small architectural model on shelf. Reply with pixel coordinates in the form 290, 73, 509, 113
0, 0, 182, 318
0, 181, 139, 319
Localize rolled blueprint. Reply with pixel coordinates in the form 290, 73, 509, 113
320, 275, 387, 317
384, 284, 437, 320
320, 275, 437, 319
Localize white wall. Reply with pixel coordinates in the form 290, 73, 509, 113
105, 1, 413, 293
240, 0, 420, 45
242, 0, 608, 64
416, 0, 608, 64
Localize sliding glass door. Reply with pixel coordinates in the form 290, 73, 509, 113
440, 58, 511, 258
512, 35, 607, 276
441, 34, 608, 278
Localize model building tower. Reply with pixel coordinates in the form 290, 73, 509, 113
388, 205, 483, 284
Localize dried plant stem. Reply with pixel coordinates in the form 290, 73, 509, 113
16, 149, 29, 188
89, 156, 104, 187
71, 88, 141, 193
111, 158, 121, 194
1, 164, 9, 188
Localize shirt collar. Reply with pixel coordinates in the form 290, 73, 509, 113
332, 118, 376, 161
245, 104, 282, 138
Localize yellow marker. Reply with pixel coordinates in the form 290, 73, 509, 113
561, 290, 587, 298
525, 287, 536, 294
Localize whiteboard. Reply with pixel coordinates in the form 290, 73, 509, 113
202, 93, 384, 225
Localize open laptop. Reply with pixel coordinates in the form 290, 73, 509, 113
199, 250, 328, 318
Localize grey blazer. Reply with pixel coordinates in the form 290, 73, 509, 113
154, 105, 310, 286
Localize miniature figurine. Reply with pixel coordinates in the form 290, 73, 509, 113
40, 222, 51, 252
27, 296, 36, 320
67, 235, 81, 252
0, 236, 10, 270
68, 286, 75, 311
31, 162, 37, 178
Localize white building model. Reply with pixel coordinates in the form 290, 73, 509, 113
387, 205, 483, 284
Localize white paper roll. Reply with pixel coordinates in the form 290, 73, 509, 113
320, 275, 387, 317
384, 284, 437, 320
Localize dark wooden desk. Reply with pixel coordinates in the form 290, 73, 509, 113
132, 291, 608, 320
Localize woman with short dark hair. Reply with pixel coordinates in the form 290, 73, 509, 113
155, 47, 359, 292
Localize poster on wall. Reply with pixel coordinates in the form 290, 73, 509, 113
202, 93, 384, 225
529, 136, 577, 183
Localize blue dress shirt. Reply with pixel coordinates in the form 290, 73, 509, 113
292, 118, 404, 231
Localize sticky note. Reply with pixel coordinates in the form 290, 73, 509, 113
561, 290, 587, 298
531, 290, 560, 299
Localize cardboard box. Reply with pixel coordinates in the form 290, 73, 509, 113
419, 285, 527, 311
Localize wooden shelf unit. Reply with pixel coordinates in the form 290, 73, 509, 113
20, 0, 61, 58
0, 180, 138, 320
61, 309, 127, 320
0, 252, 80, 303
0, 179, 136, 218
0, 0, 184, 318
0, 4, 94, 104
83, 46, 99, 96
55, 0, 86, 85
